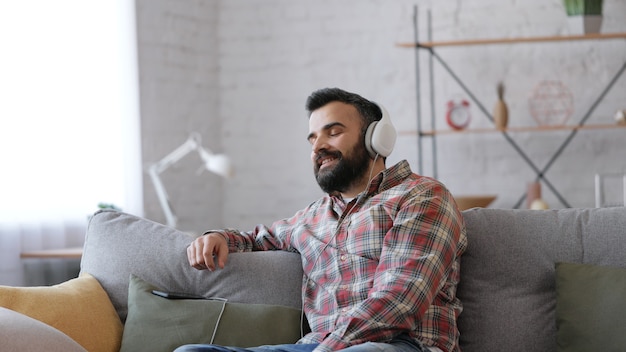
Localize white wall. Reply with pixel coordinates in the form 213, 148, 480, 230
217, 1, 419, 229
137, 0, 626, 233
136, 0, 222, 232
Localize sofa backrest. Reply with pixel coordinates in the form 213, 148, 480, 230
80, 210, 303, 323
457, 207, 626, 352
82, 208, 626, 351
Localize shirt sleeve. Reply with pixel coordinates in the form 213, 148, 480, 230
204, 203, 315, 253
315, 184, 465, 352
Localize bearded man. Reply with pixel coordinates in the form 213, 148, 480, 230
180, 87, 467, 352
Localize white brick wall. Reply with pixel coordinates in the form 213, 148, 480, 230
137, 0, 626, 232
136, 0, 222, 232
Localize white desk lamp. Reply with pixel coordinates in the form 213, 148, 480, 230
148, 133, 233, 228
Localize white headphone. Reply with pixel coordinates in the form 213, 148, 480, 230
364, 103, 397, 158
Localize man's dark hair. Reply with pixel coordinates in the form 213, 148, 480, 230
305, 88, 382, 135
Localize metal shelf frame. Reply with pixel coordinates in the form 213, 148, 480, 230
402, 5, 626, 208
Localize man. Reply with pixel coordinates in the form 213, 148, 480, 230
179, 88, 467, 352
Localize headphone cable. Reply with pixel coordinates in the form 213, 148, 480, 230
299, 154, 380, 338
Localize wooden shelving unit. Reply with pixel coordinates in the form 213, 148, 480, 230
399, 6, 626, 208
398, 122, 626, 137
396, 32, 626, 48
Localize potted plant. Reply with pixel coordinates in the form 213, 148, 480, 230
563, 0, 604, 34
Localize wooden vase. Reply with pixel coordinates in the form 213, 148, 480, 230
526, 181, 549, 209
493, 82, 509, 130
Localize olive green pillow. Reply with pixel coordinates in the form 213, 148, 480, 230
120, 275, 307, 352
556, 262, 626, 352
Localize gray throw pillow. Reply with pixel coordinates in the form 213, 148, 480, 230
556, 261, 626, 352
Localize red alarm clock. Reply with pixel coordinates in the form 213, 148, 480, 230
446, 99, 471, 130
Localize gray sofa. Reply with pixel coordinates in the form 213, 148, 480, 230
2, 207, 626, 352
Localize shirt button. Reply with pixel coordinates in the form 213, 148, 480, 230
341, 307, 348, 313
340, 254, 347, 261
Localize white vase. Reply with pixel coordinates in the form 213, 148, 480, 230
567, 15, 603, 35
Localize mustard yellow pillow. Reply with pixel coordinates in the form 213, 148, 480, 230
0, 273, 123, 352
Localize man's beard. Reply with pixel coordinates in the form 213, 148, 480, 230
314, 141, 371, 194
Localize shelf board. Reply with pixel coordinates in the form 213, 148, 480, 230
396, 32, 626, 48
21, 247, 83, 259
398, 123, 626, 136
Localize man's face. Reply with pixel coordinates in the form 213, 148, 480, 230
307, 101, 371, 194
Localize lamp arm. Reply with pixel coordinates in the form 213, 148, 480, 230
148, 135, 203, 228
148, 166, 177, 227
148, 133, 231, 229
150, 136, 201, 174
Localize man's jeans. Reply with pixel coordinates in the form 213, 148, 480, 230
173, 334, 431, 352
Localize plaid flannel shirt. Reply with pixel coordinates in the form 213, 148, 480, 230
215, 160, 467, 352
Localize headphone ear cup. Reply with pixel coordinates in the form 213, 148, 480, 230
366, 103, 397, 158
364, 121, 378, 158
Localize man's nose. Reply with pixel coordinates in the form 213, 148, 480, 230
311, 136, 329, 154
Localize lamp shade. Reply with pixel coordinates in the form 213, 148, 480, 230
204, 153, 233, 179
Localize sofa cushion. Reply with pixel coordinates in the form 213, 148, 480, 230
555, 261, 626, 352
0, 273, 123, 352
0, 307, 87, 352
457, 207, 626, 352
120, 275, 306, 352
81, 210, 304, 323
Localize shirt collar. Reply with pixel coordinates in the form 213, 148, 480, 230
330, 160, 412, 202
365, 159, 412, 195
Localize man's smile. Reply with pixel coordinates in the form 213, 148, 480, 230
316, 151, 342, 170
318, 156, 338, 169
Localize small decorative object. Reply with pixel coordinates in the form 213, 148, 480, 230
493, 82, 509, 130
614, 110, 626, 125
526, 181, 549, 209
530, 198, 550, 210
595, 173, 626, 207
88, 202, 122, 220
97, 202, 121, 211
528, 80, 574, 126
445, 99, 471, 130
563, 0, 604, 34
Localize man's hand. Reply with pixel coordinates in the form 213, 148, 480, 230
187, 232, 229, 271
